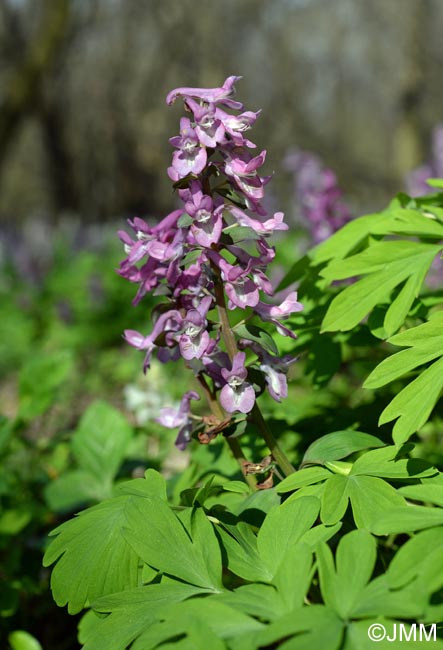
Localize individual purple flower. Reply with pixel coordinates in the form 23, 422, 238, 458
124, 309, 181, 370
216, 108, 261, 147
239, 340, 298, 403
156, 390, 200, 450
169, 118, 207, 179
177, 296, 213, 360
224, 149, 269, 201
166, 75, 243, 109
216, 256, 260, 309
220, 352, 255, 414
184, 99, 225, 148
184, 182, 223, 247
228, 205, 288, 235
254, 292, 303, 338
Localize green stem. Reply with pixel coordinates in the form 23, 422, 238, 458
213, 270, 295, 477
251, 404, 295, 477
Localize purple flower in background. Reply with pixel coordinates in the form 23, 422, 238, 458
406, 124, 443, 196
285, 149, 351, 243
157, 391, 200, 449
220, 352, 256, 413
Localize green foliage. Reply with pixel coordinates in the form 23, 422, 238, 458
45, 400, 134, 510
6, 189, 443, 647
43, 468, 443, 649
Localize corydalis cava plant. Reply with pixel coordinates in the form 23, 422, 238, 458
118, 76, 301, 478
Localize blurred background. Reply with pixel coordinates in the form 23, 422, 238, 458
1, 1, 443, 648
1, 0, 442, 227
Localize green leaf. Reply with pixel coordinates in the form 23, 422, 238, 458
43, 496, 140, 614
301, 430, 384, 466
370, 208, 443, 238
118, 469, 167, 500
316, 542, 340, 611
277, 466, 332, 492
8, 631, 43, 650
250, 605, 343, 650
317, 531, 377, 619
190, 507, 223, 590
82, 584, 207, 650
301, 522, 342, 549
18, 350, 74, 420
233, 323, 279, 355
426, 178, 443, 188
132, 597, 263, 650
351, 574, 426, 619
216, 583, 281, 622
313, 212, 387, 264
320, 475, 349, 525
371, 505, 443, 535
398, 483, 443, 506
350, 446, 437, 479
364, 313, 443, 443
379, 355, 443, 444
222, 480, 251, 494
44, 470, 108, 511
272, 542, 313, 613
348, 475, 406, 531
321, 241, 442, 333
123, 496, 221, 590
216, 522, 267, 582
364, 312, 443, 389
387, 527, 443, 589
257, 497, 320, 577
334, 530, 376, 618
71, 400, 133, 483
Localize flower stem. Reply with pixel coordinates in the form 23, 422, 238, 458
250, 404, 295, 477
213, 272, 295, 477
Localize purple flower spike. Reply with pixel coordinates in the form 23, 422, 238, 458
120, 76, 302, 440
166, 75, 243, 109
220, 352, 256, 414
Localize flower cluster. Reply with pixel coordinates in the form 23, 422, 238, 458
119, 76, 302, 449
285, 149, 351, 243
